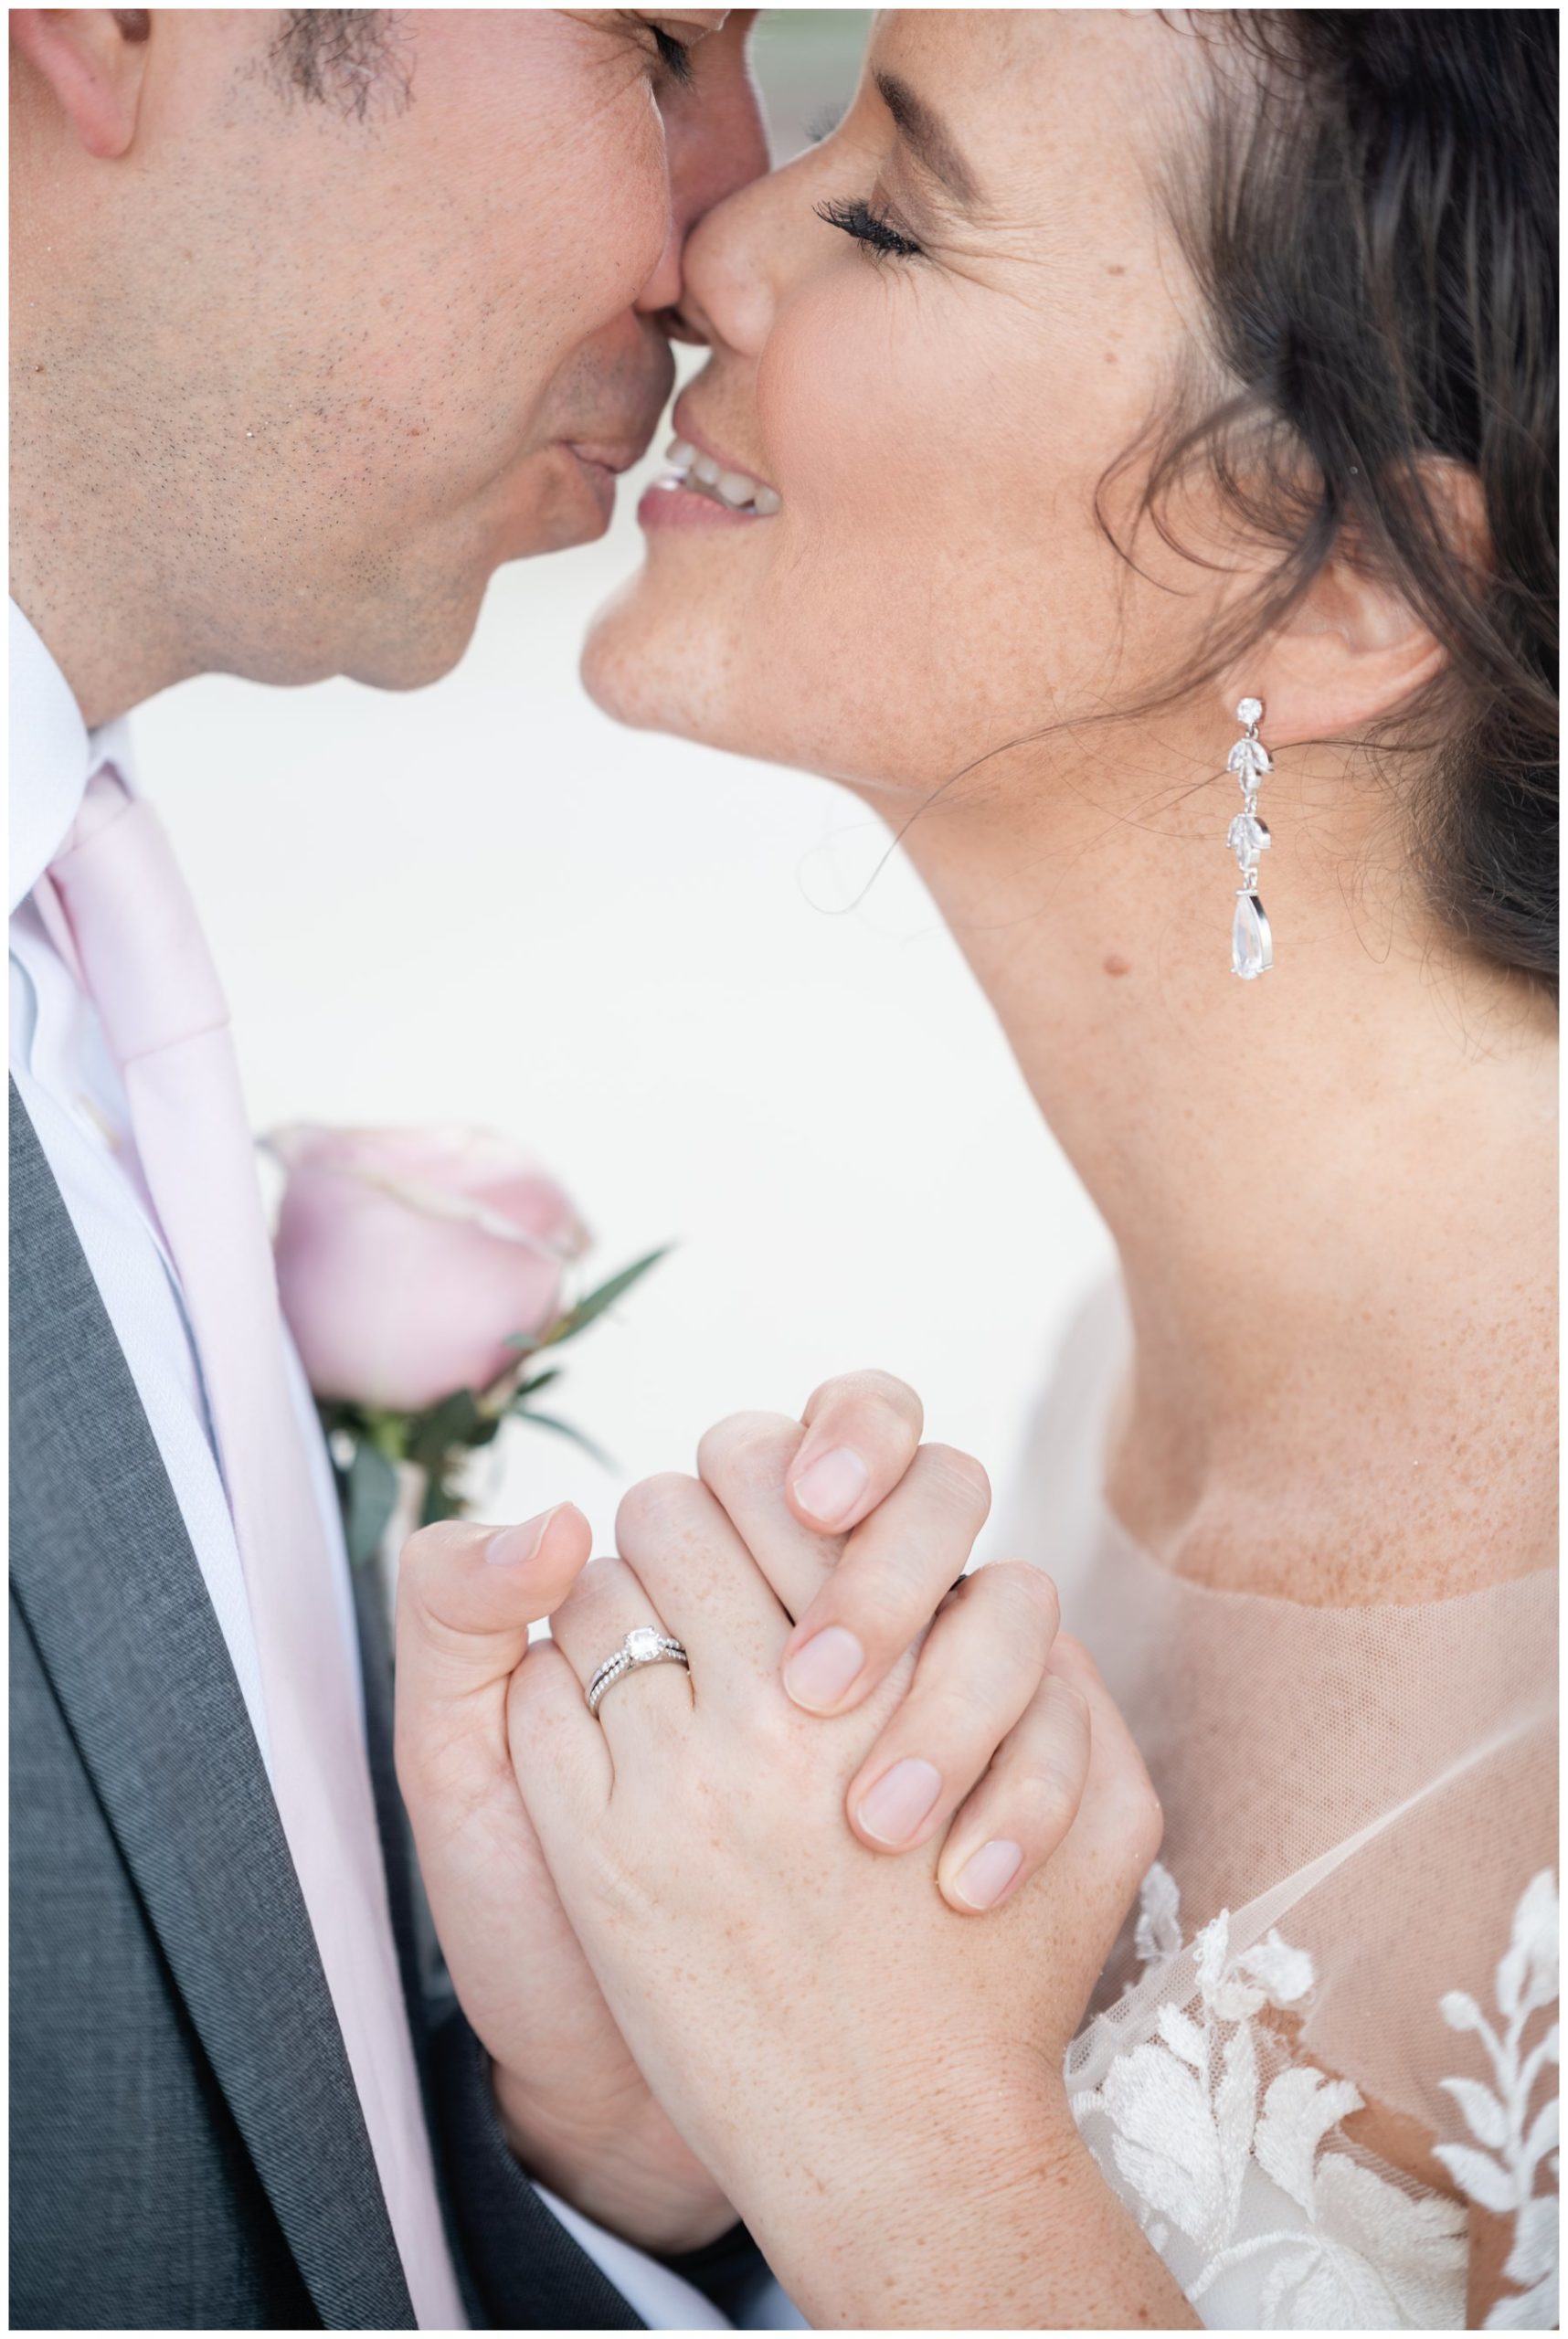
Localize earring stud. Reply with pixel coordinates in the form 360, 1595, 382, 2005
1226, 696, 1273, 979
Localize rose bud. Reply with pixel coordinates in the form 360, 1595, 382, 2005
270, 1124, 589, 1413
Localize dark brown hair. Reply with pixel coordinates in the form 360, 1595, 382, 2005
1121, 10, 1557, 987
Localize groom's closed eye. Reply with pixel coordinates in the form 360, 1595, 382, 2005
649, 25, 694, 89
622, 12, 717, 94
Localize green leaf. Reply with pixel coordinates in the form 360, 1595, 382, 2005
509, 1367, 564, 1406
407, 1388, 484, 1472
343, 1439, 399, 1569
507, 1245, 671, 1353
514, 1408, 616, 1473
419, 1474, 467, 1529
317, 1397, 370, 1443
356, 1407, 411, 1464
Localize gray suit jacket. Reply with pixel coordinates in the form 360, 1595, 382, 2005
9, 1088, 645, 2330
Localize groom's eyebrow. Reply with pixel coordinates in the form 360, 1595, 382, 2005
874, 70, 981, 207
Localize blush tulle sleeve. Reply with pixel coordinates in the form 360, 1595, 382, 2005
1001, 1281, 1558, 2332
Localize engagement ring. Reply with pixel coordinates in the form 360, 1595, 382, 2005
585, 1626, 689, 1717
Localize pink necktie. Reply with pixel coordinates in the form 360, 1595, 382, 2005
47, 774, 464, 2331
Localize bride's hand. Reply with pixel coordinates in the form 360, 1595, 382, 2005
506, 1469, 1167, 2325
394, 1371, 1029, 2254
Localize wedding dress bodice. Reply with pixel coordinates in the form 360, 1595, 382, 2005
1002, 1281, 1558, 2331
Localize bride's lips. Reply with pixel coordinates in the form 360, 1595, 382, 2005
638, 409, 781, 534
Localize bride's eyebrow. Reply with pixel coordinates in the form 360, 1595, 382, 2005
874, 69, 982, 207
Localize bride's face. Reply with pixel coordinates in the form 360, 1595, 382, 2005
583, 9, 1215, 794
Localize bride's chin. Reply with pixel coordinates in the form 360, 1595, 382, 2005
580, 577, 736, 748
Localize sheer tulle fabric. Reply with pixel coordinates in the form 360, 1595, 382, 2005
1002, 1281, 1558, 2330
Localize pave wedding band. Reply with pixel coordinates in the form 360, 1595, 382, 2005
585, 1626, 690, 1717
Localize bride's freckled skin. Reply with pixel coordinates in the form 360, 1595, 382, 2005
587, 5, 1555, 1618
586, 11, 1211, 788
571, 11, 1552, 2323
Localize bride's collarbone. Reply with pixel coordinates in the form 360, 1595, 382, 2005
1117, 1468, 1555, 1605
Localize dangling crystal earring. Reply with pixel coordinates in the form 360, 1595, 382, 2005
1226, 696, 1273, 979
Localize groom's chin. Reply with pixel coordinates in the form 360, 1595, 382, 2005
340, 632, 477, 694
331, 578, 494, 694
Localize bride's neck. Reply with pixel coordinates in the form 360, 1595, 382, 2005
883, 735, 1558, 1596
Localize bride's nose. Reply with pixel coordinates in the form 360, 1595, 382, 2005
636, 168, 773, 348
665, 161, 805, 359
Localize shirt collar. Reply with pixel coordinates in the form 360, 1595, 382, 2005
9, 599, 134, 915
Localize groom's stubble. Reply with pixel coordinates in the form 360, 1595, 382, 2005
9, 9, 722, 725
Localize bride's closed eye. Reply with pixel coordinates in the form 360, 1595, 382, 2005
816, 196, 926, 262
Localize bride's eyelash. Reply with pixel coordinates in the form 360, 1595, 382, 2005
815, 196, 925, 262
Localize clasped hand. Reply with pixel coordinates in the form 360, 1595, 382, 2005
394, 1372, 1161, 2290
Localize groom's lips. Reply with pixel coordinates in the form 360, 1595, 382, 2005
560, 437, 646, 525
566, 439, 645, 475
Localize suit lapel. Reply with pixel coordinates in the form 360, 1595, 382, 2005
9, 1088, 414, 2330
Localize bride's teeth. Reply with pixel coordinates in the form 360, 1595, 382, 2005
663, 437, 781, 513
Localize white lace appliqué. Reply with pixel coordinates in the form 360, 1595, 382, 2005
1435, 1869, 1560, 2330
1069, 1867, 1560, 2330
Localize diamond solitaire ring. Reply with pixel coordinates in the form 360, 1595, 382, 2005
585, 1626, 690, 1717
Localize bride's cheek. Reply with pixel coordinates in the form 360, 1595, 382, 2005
752, 304, 1041, 777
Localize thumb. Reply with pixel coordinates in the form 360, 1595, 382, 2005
396, 1505, 594, 1715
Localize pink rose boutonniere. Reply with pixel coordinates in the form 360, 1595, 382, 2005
270, 1124, 664, 1565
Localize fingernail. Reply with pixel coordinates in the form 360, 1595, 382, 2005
781, 1625, 865, 1711
856, 1757, 942, 1846
952, 1838, 1023, 1910
790, 1445, 870, 1528
485, 1508, 558, 1566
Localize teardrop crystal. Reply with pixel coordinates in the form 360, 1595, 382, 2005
1232, 891, 1273, 979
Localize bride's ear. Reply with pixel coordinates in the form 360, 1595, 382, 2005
11, 10, 153, 162
1218, 459, 1490, 743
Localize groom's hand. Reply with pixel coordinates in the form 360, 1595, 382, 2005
394, 1498, 733, 2252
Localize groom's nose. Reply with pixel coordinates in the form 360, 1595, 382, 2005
638, 10, 768, 320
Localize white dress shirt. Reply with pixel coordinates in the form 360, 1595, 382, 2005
7, 598, 727, 2334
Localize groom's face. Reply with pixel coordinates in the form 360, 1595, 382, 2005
13, 9, 764, 691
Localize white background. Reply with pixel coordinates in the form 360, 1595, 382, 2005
132, 13, 1115, 1562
